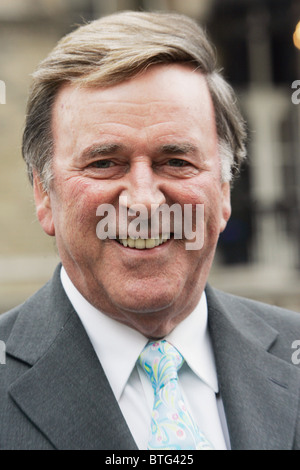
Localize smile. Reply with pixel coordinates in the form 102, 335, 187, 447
116, 235, 170, 250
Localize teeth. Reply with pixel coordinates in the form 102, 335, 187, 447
145, 238, 156, 249
135, 238, 145, 250
127, 238, 135, 248
118, 236, 169, 250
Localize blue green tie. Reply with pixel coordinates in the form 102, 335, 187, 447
139, 340, 214, 450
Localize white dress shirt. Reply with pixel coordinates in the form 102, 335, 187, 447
60, 266, 230, 450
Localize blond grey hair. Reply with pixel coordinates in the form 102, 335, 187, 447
22, 10, 247, 188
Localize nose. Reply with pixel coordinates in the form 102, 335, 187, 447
120, 160, 166, 213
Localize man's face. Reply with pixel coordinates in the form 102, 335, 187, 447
34, 64, 231, 338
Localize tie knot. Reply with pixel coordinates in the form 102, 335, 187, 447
139, 340, 184, 390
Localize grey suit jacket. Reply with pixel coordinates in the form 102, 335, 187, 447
1, 264, 300, 450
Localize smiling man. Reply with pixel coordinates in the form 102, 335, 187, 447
1, 11, 300, 450
35, 64, 230, 338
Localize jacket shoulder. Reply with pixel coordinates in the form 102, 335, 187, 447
0, 277, 53, 339
210, 287, 300, 328
0, 264, 64, 345
0, 307, 21, 343
207, 285, 300, 364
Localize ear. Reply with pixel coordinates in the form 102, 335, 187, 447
220, 182, 232, 233
33, 172, 55, 236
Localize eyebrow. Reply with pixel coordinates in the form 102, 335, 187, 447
158, 143, 198, 155
81, 143, 126, 160
79, 142, 198, 160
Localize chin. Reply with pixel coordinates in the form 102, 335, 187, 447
112, 287, 178, 315
105, 273, 176, 309
114, 300, 178, 339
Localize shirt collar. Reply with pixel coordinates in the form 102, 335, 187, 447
61, 267, 218, 400
166, 293, 219, 393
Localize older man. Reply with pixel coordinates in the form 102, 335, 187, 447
1, 11, 300, 450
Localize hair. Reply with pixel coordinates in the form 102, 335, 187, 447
22, 10, 247, 189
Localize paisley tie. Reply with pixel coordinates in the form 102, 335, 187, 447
139, 340, 214, 450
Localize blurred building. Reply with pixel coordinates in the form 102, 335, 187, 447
0, 0, 299, 313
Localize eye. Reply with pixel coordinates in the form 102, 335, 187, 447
167, 159, 189, 167
90, 159, 115, 169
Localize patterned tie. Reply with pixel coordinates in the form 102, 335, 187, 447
139, 340, 214, 450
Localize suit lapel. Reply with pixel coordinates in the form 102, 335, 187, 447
6, 266, 138, 450
206, 285, 300, 450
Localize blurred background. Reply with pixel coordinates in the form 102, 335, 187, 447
0, 0, 300, 314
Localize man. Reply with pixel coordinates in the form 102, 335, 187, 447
1, 11, 300, 450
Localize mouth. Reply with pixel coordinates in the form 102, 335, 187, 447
115, 234, 171, 250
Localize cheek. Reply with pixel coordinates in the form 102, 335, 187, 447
169, 177, 223, 216
51, 179, 108, 238
183, 181, 225, 242
173, 181, 204, 205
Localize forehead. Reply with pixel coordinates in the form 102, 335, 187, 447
54, 63, 214, 113
51, 64, 217, 150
